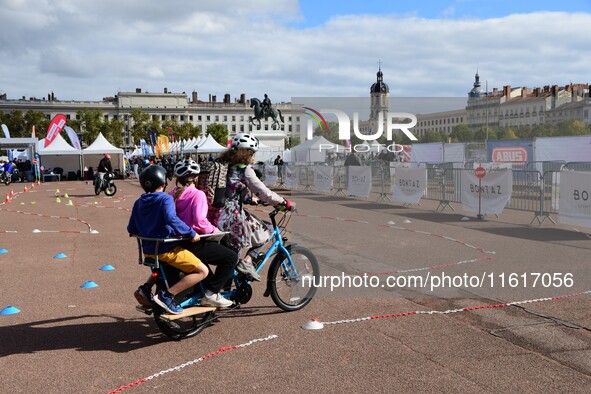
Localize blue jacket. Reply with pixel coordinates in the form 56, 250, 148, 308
127, 191, 196, 254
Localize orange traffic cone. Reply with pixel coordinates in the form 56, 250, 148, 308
10, 190, 15, 197
23, 186, 28, 193
31, 183, 35, 189
5, 194, 10, 204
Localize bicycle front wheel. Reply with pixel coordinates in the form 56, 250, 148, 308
268, 245, 319, 312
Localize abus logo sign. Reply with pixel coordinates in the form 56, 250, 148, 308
492, 147, 528, 163
304, 108, 418, 142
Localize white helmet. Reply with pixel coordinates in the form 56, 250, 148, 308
174, 159, 200, 178
231, 133, 259, 152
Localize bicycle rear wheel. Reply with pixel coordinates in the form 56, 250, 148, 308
268, 245, 319, 312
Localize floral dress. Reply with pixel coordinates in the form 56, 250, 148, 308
216, 164, 283, 251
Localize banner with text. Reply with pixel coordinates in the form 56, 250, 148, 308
283, 164, 300, 190
313, 165, 334, 193
264, 164, 278, 186
392, 167, 427, 204
461, 170, 512, 215
347, 166, 372, 197
558, 171, 591, 228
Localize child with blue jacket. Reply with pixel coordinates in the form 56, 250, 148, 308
128, 165, 208, 314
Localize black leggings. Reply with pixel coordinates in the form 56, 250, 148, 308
182, 241, 238, 293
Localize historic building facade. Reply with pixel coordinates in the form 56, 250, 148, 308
0, 88, 305, 151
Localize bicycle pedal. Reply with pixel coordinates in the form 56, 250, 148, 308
135, 304, 153, 315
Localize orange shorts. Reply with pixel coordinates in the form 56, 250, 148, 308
146, 246, 202, 274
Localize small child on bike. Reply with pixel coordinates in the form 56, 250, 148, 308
128, 165, 208, 314
215, 133, 293, 281
169, 159, 237, 308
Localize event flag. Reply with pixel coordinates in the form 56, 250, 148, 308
64, 126, 82, 150
44, 114, 67, 148
1, 124, 10, 139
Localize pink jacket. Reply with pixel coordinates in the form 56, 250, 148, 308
169, 185, 219, 235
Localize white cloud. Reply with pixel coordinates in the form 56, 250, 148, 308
0, 2, 589, 103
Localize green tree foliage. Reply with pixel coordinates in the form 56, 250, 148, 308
0, 110, 26, 137
286, 136, 300, 149
499, 128, 518, 140
449, 124, 473, 142
420, 130, 444, 143
554, 120, 588, 136
74, 108, 104, 145
24, 111, 50, 139
206, 123, 229, 146
130, 108, 151, 143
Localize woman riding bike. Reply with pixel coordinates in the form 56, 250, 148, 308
214, 133, 293, 282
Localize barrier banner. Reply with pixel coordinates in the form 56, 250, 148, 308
461, 170, 512, 215
558, 171, 591, 228
392, 167, 427, 204
313, 165, 333, 193
347, 166, 371, 197
283, 164, 300, 190
264, 164, 278, 186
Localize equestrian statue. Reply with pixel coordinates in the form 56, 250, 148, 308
250, 94, 284, 130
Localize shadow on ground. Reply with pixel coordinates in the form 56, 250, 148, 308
0, 315, 164, 356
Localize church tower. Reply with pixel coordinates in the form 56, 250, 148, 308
369, 63, 390, 134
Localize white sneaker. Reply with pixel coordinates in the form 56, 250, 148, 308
200, 292, 233, 308
236, 259, 261, 281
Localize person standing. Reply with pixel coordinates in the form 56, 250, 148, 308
273, 154, 284, 179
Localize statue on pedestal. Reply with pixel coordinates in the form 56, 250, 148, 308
250, 94, 284, 130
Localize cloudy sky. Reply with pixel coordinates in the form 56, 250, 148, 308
1, 0, 590, 103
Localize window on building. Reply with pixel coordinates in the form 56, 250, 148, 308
161, 115, 166, 121
152, 115, 157, 121
232, 125, 236, 132
189, 115, 193, 121
232, 116, 235, 121
215, 116, 219, 121
197, 115, 201, 121
180, 115, 185, 121
240, 125, 244, 132
223, 116, 227, 121
206, 115, 210, 121
104, 115, 109, 120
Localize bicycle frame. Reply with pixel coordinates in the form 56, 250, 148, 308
132, 208, 300, 309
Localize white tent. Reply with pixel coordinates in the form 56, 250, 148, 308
291, 136, 345, 163
82, 132, 125, 175
38, 133, 83, 177
186, 134, 226, 154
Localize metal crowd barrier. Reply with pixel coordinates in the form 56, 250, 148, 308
260, 161, 591, 226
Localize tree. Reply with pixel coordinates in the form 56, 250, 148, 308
286, 136, 300, 149
129, 108, 151, 144
101, 118, 126, 147
450, 124, 473, 142
177, 122, 201, 141
1, 110, 26, 137
74, 108, 103, 146
555, 120, 589, 136
206, 123, 229, 146
498, 128, 518, 140
420, 130, 444, 143
24, 111, 49, 139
